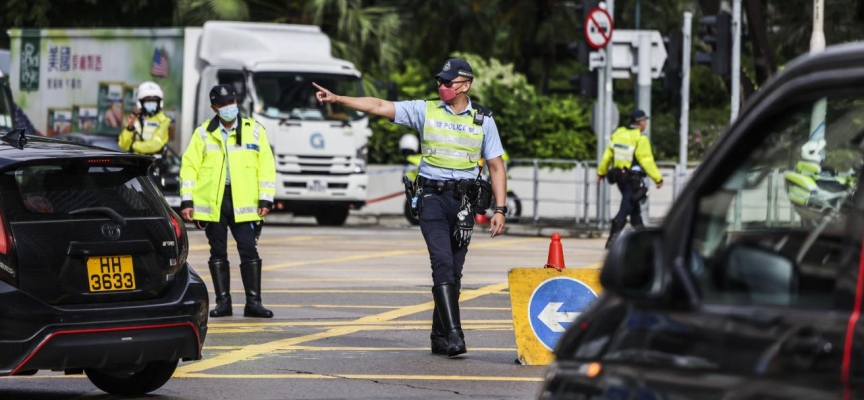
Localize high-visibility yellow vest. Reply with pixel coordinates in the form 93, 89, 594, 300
179, 117, 276, 223
421, 102, 484, 170
598, 126, 663, 183
118, 111, 170, 155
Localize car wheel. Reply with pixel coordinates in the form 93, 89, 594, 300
485, 192, 522, 222
404, 198, 420, 226
85, 360, 178, 396
314, 205, 350, 226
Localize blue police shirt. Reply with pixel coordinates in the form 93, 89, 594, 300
392, 98, 504, 181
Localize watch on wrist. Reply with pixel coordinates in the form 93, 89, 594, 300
494, 206, 508, 215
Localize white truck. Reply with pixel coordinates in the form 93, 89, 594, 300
8, 22, 371, 225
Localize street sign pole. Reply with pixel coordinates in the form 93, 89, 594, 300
595, 60, 606, 229
679, 12, 693, 194
601, 0, 614, 229
731, 0, 742, 121
637, 32, 652, 218
809, 0, 826, 141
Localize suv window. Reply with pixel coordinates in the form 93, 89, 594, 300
690, 97, 863, 309
0, 162, 163, 222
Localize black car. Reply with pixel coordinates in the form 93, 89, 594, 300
54, 132, 183, 211
0, 129, 208, 395
539, 44, 864, 399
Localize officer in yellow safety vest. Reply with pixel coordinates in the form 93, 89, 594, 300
118, 81, 171, 155
313, 58, 508, 358
597, 109, 663, 249
179, 84, 277, 318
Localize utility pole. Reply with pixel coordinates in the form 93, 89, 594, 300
809, 0, 826, 141
679, 12, 693, 184
600, 0, 614, 228
730, 0, 742, 121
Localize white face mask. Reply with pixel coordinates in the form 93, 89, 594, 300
143, 101, 158, 113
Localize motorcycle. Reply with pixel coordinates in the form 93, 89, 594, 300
401, 152, 522, 226
784, 160, 856, 228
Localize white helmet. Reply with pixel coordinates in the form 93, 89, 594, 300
399, 133, 419, 156
137, 81, 164, 114
801, 139, 826, 164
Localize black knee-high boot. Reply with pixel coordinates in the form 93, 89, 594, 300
239, 259, 273, 318
432, 283, 466, 357
431, 281, 461, 355
208, 259, 232, 317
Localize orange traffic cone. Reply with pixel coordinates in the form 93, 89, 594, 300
475, 213, 489, 224
544, 233, 566, 271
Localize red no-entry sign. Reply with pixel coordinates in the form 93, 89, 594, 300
584, 7, 614, 49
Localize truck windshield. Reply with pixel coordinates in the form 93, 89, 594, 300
252, 72, 364, 121
0, 81, 13, 131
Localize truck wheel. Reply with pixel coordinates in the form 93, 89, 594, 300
315, 206, 349, 226
85, 360, 178, 396
404, 198, 420, 226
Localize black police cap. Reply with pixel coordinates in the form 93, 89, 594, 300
210, 84, 238, 105
434, 58, 474, 81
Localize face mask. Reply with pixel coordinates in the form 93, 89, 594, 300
438, 85, 458, 103
143, 101, 158, 113
218, 104, 239, 121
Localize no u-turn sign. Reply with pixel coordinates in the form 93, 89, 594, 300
584, 7, 614, 49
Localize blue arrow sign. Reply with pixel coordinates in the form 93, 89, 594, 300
528, 277, 598, 351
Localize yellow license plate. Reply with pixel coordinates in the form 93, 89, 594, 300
86, 256, 137, 292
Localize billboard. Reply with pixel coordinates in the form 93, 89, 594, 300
9, 28, 185, 137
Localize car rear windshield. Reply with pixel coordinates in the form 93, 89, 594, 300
0, 161, 164, 222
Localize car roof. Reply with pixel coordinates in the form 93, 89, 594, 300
0, 135, 147, 168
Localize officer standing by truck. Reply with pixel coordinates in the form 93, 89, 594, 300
179, 84, 277, 318
313, 58, 508, 358
118, 81, 171, 155
597, 109, 663, 249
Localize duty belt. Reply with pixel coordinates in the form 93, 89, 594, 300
419, 177, 460, 193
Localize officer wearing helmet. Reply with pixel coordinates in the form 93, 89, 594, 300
118, 81, 171, 155
313, 58, 508, 359
597, 109, 663, 249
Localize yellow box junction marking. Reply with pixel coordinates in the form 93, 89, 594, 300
508, 266, 603, 366
175, 282, 509, 374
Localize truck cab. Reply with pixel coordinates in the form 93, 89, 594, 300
189, 22, 370, 226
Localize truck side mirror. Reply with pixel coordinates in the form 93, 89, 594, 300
600, 228, 666, 300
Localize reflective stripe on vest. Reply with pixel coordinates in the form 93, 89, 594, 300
612, 143, 636, 163
421, 102, 484, 169
608, 127, 642, 169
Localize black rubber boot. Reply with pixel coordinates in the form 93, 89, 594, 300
430, 304, 448, 355
432, 283, 466, 357
604, 219, 626, 249
208, 260, 232, 317
239, 259, 273, 318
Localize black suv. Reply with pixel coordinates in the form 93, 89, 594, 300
540, 44, 864, 398
0, 130, 208, 395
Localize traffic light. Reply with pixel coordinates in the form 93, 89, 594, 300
663, 33, 682, 102
696, 11, 731, 77
569, 71, 598, 97
566, 0, 599, 97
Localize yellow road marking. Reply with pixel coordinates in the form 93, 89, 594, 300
176, 282, 508, 374
261, 238, 543, 272
12, 373, 542, 382
207, 325, 513, 334
188, 235, 316, 252
232, 289, 433, 294
207, 319, 511, 328
218, 304, 509, 311
177, 373, 543, 382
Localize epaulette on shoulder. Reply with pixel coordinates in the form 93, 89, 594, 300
472, 103, 493, 118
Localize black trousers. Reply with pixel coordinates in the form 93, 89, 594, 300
613, 179, 644, 227
419, 190, 468, 286
205, 186, 260, 263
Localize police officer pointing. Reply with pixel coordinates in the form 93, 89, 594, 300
597, 109, 663, 249
179, 84, 277, 318
313, 58, 507, 358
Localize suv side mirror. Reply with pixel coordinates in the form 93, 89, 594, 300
600, 228, 665, 300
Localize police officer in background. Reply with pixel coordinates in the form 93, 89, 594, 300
119, 81, 171, 155
313, 58, 507, 358
179, 84, 277, 318
597, 109, 663, 249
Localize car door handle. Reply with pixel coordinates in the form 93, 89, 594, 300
782, 333, 833, 356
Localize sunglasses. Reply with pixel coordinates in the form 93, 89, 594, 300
436, 78, 471, 88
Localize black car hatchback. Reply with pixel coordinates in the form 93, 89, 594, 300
540, 43, 864, 399
0, 130, 208, 395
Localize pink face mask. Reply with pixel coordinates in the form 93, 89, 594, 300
438, 85, 458, 103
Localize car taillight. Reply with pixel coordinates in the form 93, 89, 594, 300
0, 211, 10, 255
169, 214, 183, 247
